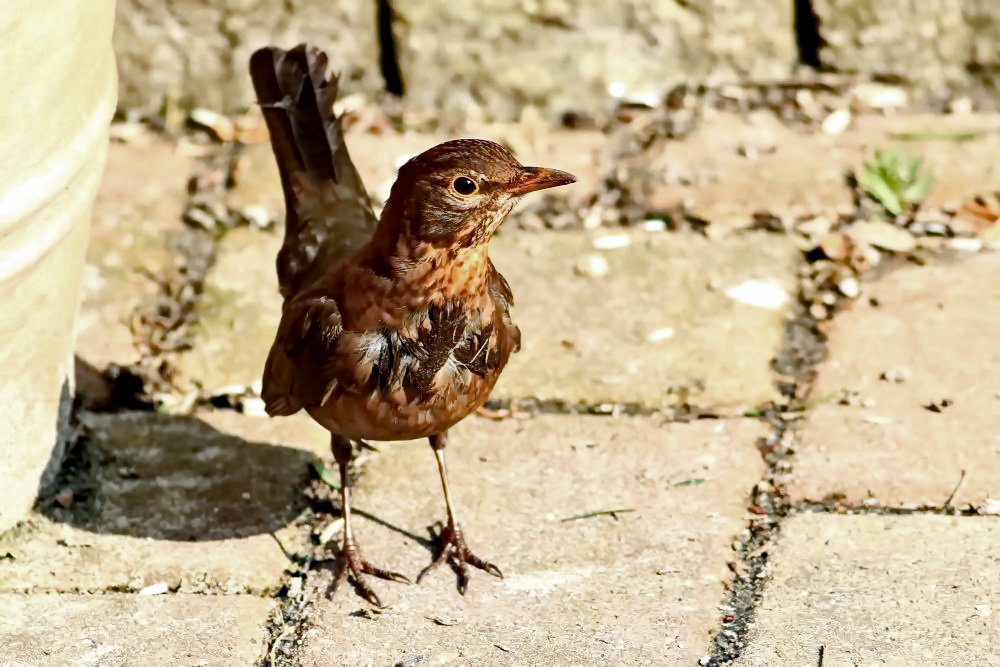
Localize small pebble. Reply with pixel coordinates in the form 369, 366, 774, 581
880, 366, 912, 383
946, 237, 983, 253
724, 280, 789, 310
241, 205, 272, 229
318, 518, 345, 545
55, 489, 74, 509
592, 234, 631, 250
241, 397, 268, 417
976, 498, 1000, 515
949, 97, 974, 115
821, 108, 852, 135
647, 327, 674, 342
809, 302, 829, 320
863, 416, 892, 424
139, 582, 168, 596
574, 254, 609, 277
837, 276, 860, 299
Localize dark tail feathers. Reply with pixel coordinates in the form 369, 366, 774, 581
249, 45, 376, 298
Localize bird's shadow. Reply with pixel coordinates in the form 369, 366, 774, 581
37, 409, 312, 541
36, 358, 425, 547
354, 508, 433, 550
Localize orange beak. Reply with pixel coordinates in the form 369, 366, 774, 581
505, 167, 577, 195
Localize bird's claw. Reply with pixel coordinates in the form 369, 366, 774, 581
328, 538, 411, 607
418, 521, 503, 594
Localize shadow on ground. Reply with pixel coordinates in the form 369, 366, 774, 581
37, 408, 317, 542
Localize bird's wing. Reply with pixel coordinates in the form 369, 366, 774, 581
444, 264, 521, 385
261, 295, 345, 416
248, 44, 377, 298
487, 260, 521, 353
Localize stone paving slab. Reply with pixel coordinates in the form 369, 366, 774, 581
78, 139, 191, 370
491, 230, 798, 408
649, 113, 1000, 230
176, 225, 283, 394
0, 593, 273, 665
0, 410, 326, 594
179, 226, 798, 411
786, 252, 1000, 508
737, 514, 1000, 666
298, 415, 766, 665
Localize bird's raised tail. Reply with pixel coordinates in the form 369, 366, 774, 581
249, 45, 377, 299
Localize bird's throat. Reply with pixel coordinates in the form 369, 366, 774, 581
389, 241, 492, 301
337, 237, 494, 334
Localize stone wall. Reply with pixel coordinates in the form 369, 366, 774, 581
813, 0, 1000, 106
114, 0, 380, 116
114, 0, 1000, 120
393, 0, 796, 123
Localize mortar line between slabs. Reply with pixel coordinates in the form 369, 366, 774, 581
703, 297, 828, 665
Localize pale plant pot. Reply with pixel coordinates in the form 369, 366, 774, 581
0, 2, 118, 530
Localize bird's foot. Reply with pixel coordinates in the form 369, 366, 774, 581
327, 537, 411, 607
417, 520, 503, 594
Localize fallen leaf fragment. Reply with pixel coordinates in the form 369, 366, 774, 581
848, 220, 917, 253
819, 232, 852, 262
954, 200, 1000, 235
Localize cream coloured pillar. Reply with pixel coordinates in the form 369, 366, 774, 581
0, 1, 118, 529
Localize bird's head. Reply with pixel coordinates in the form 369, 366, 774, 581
380, 139, 576, 250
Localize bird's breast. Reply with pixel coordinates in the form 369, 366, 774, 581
307, 296, 513, 441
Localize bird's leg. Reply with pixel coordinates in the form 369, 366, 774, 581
327, 434, 410, 606
418, 431, 503, 593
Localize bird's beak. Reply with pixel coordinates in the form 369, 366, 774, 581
505, 166, 577, 195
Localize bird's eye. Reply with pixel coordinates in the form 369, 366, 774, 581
451, 176, 478, 196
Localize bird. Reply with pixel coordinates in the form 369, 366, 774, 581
248, 44, 575, 606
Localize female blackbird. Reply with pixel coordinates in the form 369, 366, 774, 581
249, 44, 574, 606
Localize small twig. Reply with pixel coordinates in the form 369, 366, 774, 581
425, 615, 461, 626
560, 508, 635, 522
269, 532, 293, 561
393, 656, 423, 667
891, 129, 983, 142
268, 625, 294, 665
943, 469, 968, 509
817, 644, 825, 667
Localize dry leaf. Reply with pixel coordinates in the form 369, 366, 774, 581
848, 220, 917, 253
819, 232, 852, 262
954, 200, 1000, 235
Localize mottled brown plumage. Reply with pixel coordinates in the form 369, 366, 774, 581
249, 44, 574, 605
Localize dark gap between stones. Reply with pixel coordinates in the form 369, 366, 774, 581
791, 502, 983, 517
704, 290, 828, 664
377, 0, 405, 97
793, 0, 824, 69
